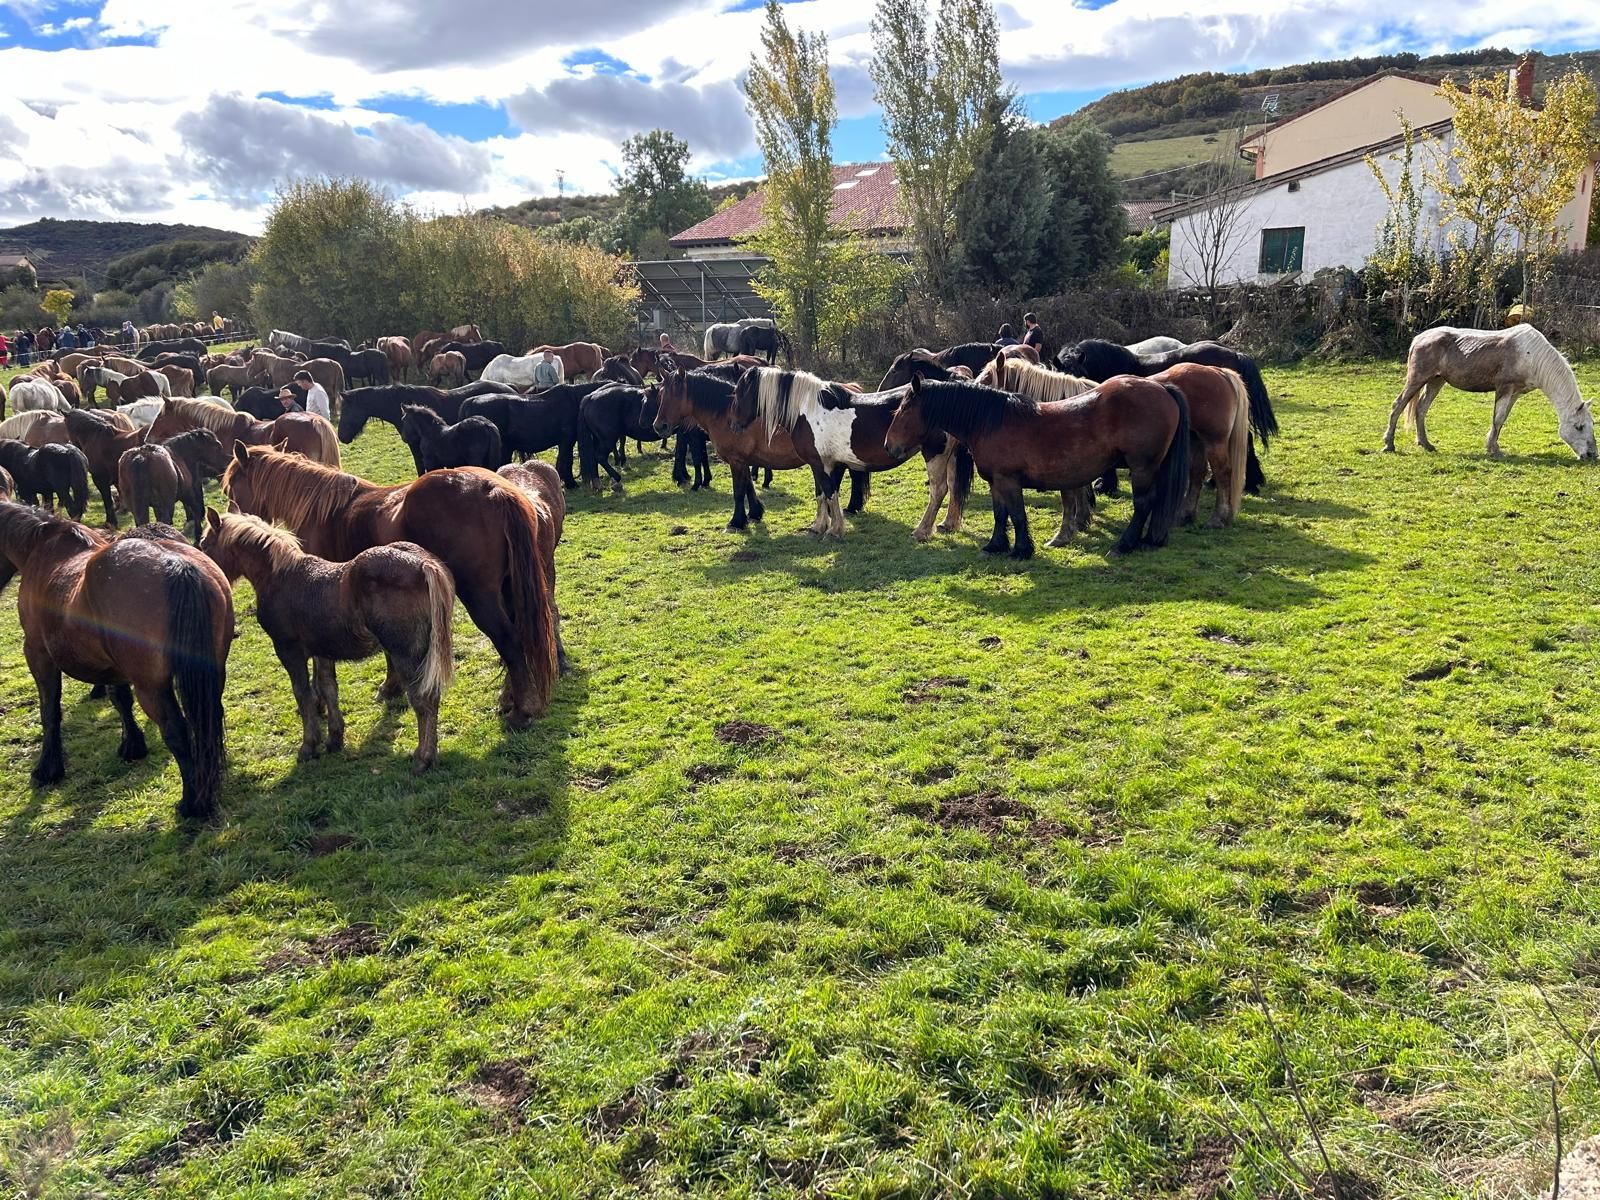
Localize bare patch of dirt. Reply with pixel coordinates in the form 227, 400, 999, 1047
685, 763, 730, 784
714, 721, 777, 747
912, 764, 955, 784
668, 524, 690, 535
1176, 1135, 1235, 1199
1406, 660, 1462, 683
902, 675, 968, 705
1354, 879, 1420, 910
307, 833, 354, 857
593, 1092, 644, 1135
570, 772, 612, 792
1025, 817, 1074, 844
729, 549, 759, 562
936, 791, 1035, 835
1200, 627, 1254, 645
978, 635, 1003, 649
263, 924, 385, 974
770, 842, 811, 864
496, 795, 548, 817
466, 1061, 535, 1126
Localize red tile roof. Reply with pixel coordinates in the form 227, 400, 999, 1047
1122, 200, 1168, 229
670, 162, 906, 246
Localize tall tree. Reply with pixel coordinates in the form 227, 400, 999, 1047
1033, 121, 1126, 292
952, 104, 1049, 295
1365, 116, 1431, 330
616, 130, 713, 255
743, 0, 837, 353
871, 0, 1011, 298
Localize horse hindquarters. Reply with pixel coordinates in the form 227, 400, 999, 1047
147, 559, 230, 820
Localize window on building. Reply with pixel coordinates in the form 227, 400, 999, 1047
1259, 227, 1305, 274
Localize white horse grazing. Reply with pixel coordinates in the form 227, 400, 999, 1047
0, 410, 60, 440
1384, 324, 1597, 459
9, 377, 70, 413
481, 353, 564, 389
1126, 336, 1184, 356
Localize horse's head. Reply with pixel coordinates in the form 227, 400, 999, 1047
728, 367, 762, 433
197, 507, 234, 578
885, 375, 930, 458
653, 368, 687, 437
1559, 400, 1598, 460
191, 430, 233, 479
1055, 343, 1087, 376
975, 348, 1008, 390
221, 440, 265, 514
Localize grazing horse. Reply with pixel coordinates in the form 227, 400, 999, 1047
482, 352, 562, 390
377, 336, 414, 382
64, 408, 148, 524
0, 440, 90, 518
458, 382, 611, 487
577, 384, 661, 491
703, 318, 772, 360
11, 377, 70, 413
200, 510, 455, 772
885, 375, 1192, 558
496, 460, 570, 675
652, 367, 815, 532
727, 367, 957, 539
1056, 339, 1276, 494
399, 406, 503, 472
878, 343, 1007, 390
527, 342, 607, 381
117, 429, 232, 538
221, 445, 559, 727
1383, 324, 1597, 459
146, 399, 341, 467
347, 347, 391, 387
978, 355, 1252, 530
429, 351, 468, 388
0, 503, 231, 819
630, 346, 708, 377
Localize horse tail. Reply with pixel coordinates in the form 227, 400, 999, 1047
65, 448, 89, 520
1237, 354, 1277, 447
122, 449, 152, 525
952, 440, 975, 510
702, 326, 716, 359
413, 551, 456, 700
1147, 383, 1192, 547
166, 558, 226, 821
1224, 369, 1250, 516
495, 484, 559, 718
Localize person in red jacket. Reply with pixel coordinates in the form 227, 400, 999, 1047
0, 330, 9, 368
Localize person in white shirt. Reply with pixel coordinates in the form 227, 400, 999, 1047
281, 369, 331, 420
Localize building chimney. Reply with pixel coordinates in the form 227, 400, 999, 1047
1509, 54, 1535, 106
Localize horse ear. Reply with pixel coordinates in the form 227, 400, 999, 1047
910, 374, 922, 396
227, 499, 241, 514
233, 440, 250, 464
205, 506, 222, 533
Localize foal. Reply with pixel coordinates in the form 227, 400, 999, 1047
200, 509, 455, 772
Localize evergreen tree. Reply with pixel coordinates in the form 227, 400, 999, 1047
616, 130, 713, 255
1034, 121, 1126, 291
952, 107, 1049, 295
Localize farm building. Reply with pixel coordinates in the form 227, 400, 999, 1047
1161, 63, 1597, 287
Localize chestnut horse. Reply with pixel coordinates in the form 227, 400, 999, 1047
64, 408, 148, 524
629, 346, 708, 378
200, 510, 455, 772
146, 399, 341, 467
0, 503, 232, 819
885, 375, 1191, 558
221, 445, 559, 727
496, 459, 570, 675
530, 342, 609, 381
117, 428, 232, 538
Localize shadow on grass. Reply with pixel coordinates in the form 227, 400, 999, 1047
0, 659, 588, 1005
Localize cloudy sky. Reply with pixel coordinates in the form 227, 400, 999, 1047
1, 0, 1597, 233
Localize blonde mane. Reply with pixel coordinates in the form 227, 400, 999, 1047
163, 398, 243, 436
755, 367, 831, 441
215, 512, 307, 576
978, 357, 1097, 402
0, 410, 53, 439
222, 447, 367, 533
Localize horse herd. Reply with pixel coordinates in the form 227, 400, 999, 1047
0, 314, 1591, 823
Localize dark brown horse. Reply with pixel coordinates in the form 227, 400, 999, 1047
221, 445, 558, 726
146, 399, 341, 467
879, 343, 1007, 390
64, 408, 147, 524
117, 428, 232, 538
629, 346, 709, 378
0, 503, 232, 819
528, 342, 609, 381
885, 375, 1192, 558
200, 510, 455, 772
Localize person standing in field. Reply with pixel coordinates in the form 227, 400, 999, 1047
1022, 312, 1044, 352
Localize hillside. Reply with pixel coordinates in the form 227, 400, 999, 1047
0, 217, 248, 281
1065, 47, 1600, 201
485, 180, 758, 246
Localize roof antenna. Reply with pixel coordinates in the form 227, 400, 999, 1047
556, 169, 566, 220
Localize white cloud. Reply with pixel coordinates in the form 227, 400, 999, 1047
1, 0, 1597, 230
34, 15, 91, 35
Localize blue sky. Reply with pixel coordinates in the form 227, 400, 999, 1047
2, 0, 1598, 229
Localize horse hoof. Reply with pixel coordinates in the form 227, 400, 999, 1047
911, 529, 932, 543
1381, 443, 1396, 453
411, 756, 434, 776
118, 736, 148, 763
981, 542, 1007, 555
1009, 547, 1035, 561
297, 746, 319, 763
30, 764, 64, 787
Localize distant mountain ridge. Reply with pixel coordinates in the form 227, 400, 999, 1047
0, 218, 249, 280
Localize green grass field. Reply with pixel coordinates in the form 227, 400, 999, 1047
2, 360, 1598, 1198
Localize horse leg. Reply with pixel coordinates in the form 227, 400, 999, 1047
315, 658, 346, 752
727, 464, 751, 532
940, 443, 967, 534
844, 468, 870, 515
94, 470, 118, 529
1384, 374, 1426, 452
1094, 468, 1120, 495
673, 436, 690, 487
696, 439, 712, 490
1485, 386, 1518, 458
746, 468, 766, 523
1205, 439, 1235, 528
1113, 468, 1157, 554
137, 682, 206, 819
1412, 380, 1447, 452
405, 666, 441, 774
805, 465, 829, 535
825, 465, 847, 538
109, 682, 148, 762
998, 479, 1034, 560
26, 650, 65, 786
982, 486, 1010, 555
556, 440, 578, 489
1183, 438, 1208, 525
912, 448, 950, 542
1046, 490, 1083, 548
277, 649, 322, 760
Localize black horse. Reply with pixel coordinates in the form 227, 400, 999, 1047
439, 340, 507, 377
0, 440, 90, 519
1056, 339, 1277, 494
337, 385, 474, 471
236, 386, 282, 420
878, 343, 1001, 389
137, 337, 207, 360
347, 347, 391, 387
577, 384, 663, 490
458, 382, 610, 487
399, 406, 503, 472
737, 324, 793, 365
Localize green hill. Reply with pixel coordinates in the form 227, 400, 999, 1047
0, 217, 248, 283
1063, 47, 1600, 201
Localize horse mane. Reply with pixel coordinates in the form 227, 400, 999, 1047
0, 411, 52, 439
214, 512, 306, 576
162, 399, 241, 436
681, 369, 738, 413
0, 500, 103, 561
980, 357, 1096, 402
222, 448, 365, 530
162, 428, 223, 460
912, 380, 1035, 437
1514, 325, 1585, 412
401, 404, 447, 431
938, 343, 997, 366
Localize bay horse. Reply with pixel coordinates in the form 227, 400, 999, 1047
1056, 338, 1276, 488
878, 343, 1004, 390
885, 375, 1192, 558
0, 503, 231, 819
496, 460, 570, 675
1383, 324, 1597, 458
978, 354, 1251, 529
221, 445, 559, 726
200, 510, 455, 772
206, 362, 253, 400
117, 428, 232, 538
377, 336, 414, 382
727, 367, 958, 540
0, 440, 90, 518
630, 346, 709, 377
147, 399, 341, 467
399, 405, 503, 472
528, 342, 608, 381
64, 408, 148, 524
